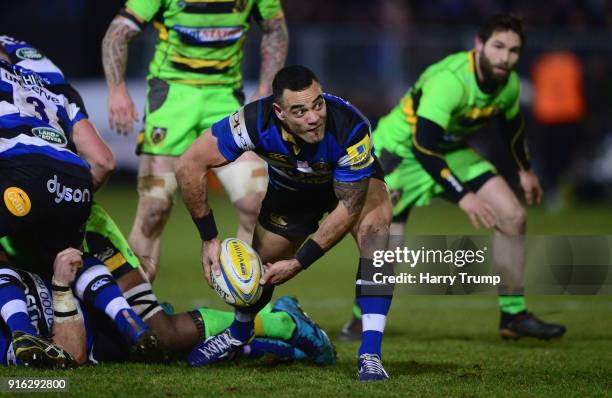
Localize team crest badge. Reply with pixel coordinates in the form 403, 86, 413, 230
269, 213, 288, 228
234, 0, 247, 12
151, 127, 167, 145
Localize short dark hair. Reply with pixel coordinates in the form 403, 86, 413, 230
478, 13, 525, 47
272, 65, 319, 103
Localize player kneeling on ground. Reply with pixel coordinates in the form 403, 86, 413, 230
176, 65, 394, 382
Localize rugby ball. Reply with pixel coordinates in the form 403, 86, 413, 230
211, 238, 264, 307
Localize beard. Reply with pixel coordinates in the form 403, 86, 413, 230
478, 50, 510, 88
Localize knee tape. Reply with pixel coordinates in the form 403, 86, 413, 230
137, 173, 177, 203
214, 160, 268, 202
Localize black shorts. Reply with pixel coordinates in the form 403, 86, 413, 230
258, 183, 337, 238
0, 155, 92, 276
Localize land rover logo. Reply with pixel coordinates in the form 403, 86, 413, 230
32, 127, 67, 145
15, 47, 43, 61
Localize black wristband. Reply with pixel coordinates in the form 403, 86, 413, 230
295, 239, 325, 270
54, 310, 78, 318
192, 210, 218, 241
51, 284, 71, 292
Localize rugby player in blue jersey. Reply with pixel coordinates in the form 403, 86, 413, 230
177, 65, 394, 381
0, 41, 161, 364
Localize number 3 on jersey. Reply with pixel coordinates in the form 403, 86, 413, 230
26, 96, 49, 123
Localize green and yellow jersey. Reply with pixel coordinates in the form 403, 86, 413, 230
126, 0, 282, 86
375, 50, 520, 158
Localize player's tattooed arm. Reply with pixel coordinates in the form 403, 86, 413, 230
311, 177, 369, 251
102, 15, 141, 87
102, 9, 145, 134
252, 13, 288, 100
334, 178, 369, 216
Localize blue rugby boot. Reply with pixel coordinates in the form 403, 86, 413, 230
357, 353, 389, 382
187, 329, 246, 367
272, 296, 336, 365
244, 338, 307, 361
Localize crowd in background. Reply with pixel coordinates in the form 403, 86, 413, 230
1, 0, 611, 204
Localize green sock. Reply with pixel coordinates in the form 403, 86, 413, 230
197, 308, 234, 338
498, 295, 527, 315
353, 302, 362, 320
259, 303, 273, 315
255, 312, 296, 341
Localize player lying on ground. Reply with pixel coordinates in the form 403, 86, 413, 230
0, 36, 161, 359
0, 248, 328, 367
340, 13, 566, 342
176, 65, 394, 381
1, 204, 336, 366
102, 0, 289, 281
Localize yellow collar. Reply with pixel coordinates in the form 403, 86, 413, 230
281, 128, 301, 155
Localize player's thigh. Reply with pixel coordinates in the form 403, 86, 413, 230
200, 87, 267, 202
252, 222, 304, 263
476, 175, 525, 224
213, 153, 268, 203
255, 185, 334, 261
378, 148, 438, 217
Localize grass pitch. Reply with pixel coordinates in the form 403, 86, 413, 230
1, 182, 611, 397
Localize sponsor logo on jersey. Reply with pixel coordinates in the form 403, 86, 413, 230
347, 134, 374, 170
15, 47, 44, 61
91, 277, 111, 292
46, 175, 91, 204
151, 127, 167, 144
174, 25, 244, 45
230, 109, 254, 151
3, 187, 31, 217
267, 153, 290, 163
31, 127, 67, 146
95, 246, 116, 263
440, 168, 464, 193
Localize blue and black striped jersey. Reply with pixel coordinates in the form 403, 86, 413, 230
212, 93, 375, 191
0, 37, 88, 169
